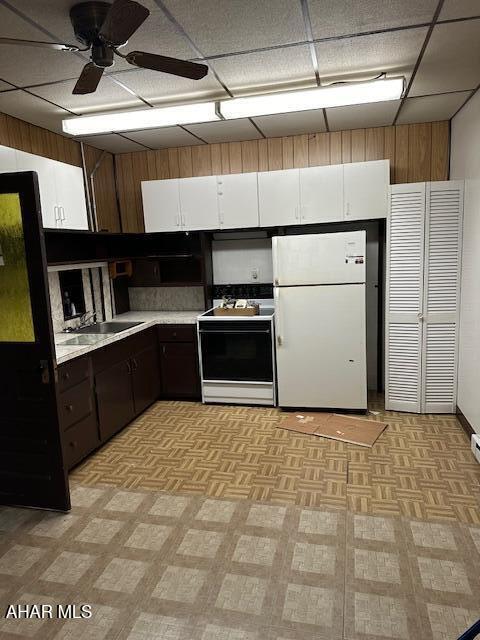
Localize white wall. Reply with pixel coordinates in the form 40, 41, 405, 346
451, 90, 480, 434
212, 238, 273, 284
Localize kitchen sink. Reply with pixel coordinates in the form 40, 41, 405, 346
72, 321, 144, 334
61, 334, 112, 346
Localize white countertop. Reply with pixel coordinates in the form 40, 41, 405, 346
54, 310, 201, 365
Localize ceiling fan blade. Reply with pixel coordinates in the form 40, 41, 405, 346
126, 51, 208, 80
0, 37, 79, 51
73, 63, 104, 95
99, 0, 149, 46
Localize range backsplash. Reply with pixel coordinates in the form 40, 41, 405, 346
213, 283, 273, 300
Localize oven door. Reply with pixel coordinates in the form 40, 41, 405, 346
199, 320, 273, 382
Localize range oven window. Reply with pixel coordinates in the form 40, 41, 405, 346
199, 320, 273, 382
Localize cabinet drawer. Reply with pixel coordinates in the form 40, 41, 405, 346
62, 413, 99, 469
157, 324, 196, 342
58, 378, 94, 431
57, 357, 90, 392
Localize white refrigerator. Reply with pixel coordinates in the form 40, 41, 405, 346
273, 231, 367, 410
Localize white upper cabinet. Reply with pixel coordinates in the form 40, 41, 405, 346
142, 179, 181, 232
217, 172, 259, 230
299, 164, 344, 224
16, 150, 58, 229
0, 145, 17, 172
343, 159, 389, 220
15, 150, 88, 230
179, 175, 219, 231
141, 159, 391, 232
258, 169, 300, 227
54, 161, 89, 230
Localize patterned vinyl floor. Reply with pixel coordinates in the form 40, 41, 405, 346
71, 397, 480, 525
1, 484, 479, 640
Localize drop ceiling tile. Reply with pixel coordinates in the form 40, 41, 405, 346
0, 89, 69, 133
440, 0, 480, 20
0, 6, 87, 85
253, 110, 326, 137
315, 27, 427, 85
161, 0, 306, 56
8, 0, 197, 73
124, 127, 204, 149
111, 68, 226, 105
185, 119, 263, 144
212, 46, 316, 95
308, 0, 437, 39
411, 20, 480, 96
0, 80, 15, 91
28, 76, 144, 114
78, 134, 147, 154
326, 100, 400, 131
396, 91, 471, 124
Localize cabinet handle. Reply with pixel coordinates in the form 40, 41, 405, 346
62, 372, 70, 380
54, 205, 60, 226
175, 214, 180, 226
345, 202, 350, 216
65, 404, 74, 413
69, 441, 77, 448
132, 358, 138, 371
162, 345, 166, 356
61, 206, 66, 221
294, 206, 299, 220
126, 361, 132, 374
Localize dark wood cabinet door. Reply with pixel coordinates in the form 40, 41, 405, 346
95, 359, 135, 441
160, 342, 200, 399
132, 346, 160, 416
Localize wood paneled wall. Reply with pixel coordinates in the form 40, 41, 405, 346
0, 111, 120, 232
115, 121, 450, 233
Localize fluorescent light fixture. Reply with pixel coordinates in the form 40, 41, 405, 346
219, 77, 405, 119
62, 101, 219, 136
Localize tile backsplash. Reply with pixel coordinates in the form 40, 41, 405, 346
128, 286, 204, 311
48, 263, 112, 333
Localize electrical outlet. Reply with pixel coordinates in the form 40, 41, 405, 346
251, 268, 259, 281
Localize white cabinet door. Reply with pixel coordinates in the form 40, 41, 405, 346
385, 183, 426, 413
16, 150, 59, 229
344, 159, 389, 221
422, 181, 463, 414
217, 172, 259, 229
179, 175, 219, 230
142, 179, 181, 232
258, 169, 300, 227
0, 145, 17, 172
299, 164, 343, 223
54, 161, 89, 230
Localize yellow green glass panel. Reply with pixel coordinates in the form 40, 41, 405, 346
0, 193, 35, 342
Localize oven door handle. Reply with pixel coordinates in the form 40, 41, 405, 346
198, 329, 271, 334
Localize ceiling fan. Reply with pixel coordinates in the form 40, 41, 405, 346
0, 0, 208, 95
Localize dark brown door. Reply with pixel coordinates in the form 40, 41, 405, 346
0, 172, 70, 510
95, 359, 135, 441
160, 342, 201, 398
132, 346, 160, 415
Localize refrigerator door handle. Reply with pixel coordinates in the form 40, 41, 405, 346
274, 288, 283, 347
272, 237, 280, 286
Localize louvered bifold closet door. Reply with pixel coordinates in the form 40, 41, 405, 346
386, 184, 426, 412
422, 181, 463, 413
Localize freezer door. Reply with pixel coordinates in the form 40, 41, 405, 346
272, 231, 366, 286
275, 284, 367, 409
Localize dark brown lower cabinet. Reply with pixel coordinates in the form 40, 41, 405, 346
95, 358, 135, 441
158, 324, 200, 399
159, 341, 200, 398
132, 345, 161, 415
58, 324, 198, 470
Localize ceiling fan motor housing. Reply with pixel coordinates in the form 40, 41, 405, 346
70, 1, 120, 47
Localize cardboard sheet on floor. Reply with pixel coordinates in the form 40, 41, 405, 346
278, 412, 387, 447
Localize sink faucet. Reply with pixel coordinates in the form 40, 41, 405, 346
78, 311, 97, 328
